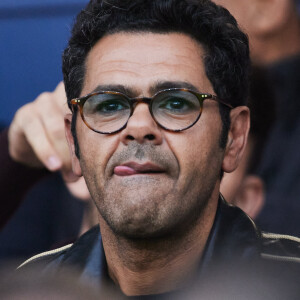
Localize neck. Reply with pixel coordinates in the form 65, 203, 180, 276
79, 200, 98, 236
99, 190, 219, 296
251, 17, 300, 65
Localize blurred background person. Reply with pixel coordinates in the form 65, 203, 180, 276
221, 67, 275, 220
215, 0, 300, 236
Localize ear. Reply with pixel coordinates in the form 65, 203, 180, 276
222, 106, 250, 173
233, 175, 265, 220
64, 113, 82, 177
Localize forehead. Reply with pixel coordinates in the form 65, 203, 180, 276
82, 32, 214, 96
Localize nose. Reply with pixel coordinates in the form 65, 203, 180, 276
119, 103, 163, 145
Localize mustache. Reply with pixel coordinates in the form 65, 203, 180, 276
107, 142, 177, 174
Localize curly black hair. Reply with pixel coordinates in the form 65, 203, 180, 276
62, 0, 250, 155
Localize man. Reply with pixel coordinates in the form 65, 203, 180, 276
18, 0, 300, 297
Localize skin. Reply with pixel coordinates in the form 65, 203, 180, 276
8, 82, 79, 182
65, 32, 249, 295
214, 0, 300, 64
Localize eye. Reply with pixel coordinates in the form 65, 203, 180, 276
96, 100, 127, 113
158, 97, 196, 113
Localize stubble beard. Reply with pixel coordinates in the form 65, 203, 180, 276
90, 166, 219, 241
81, 143, 222, 241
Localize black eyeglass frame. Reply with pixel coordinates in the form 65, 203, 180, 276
70, 88, 233, 134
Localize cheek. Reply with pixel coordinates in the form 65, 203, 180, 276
164, 113, 222, 178
77, 125, 120, 179
164, 129, 204, 180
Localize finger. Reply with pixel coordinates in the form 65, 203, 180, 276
35, 91, 72, 171
8, 109, 43, 168
23, 112, 63, 171
9, 85, 69, 171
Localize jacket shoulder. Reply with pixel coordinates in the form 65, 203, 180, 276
17, 244, 73, 270
261, 232, 300, 264
17, 226, 100, 271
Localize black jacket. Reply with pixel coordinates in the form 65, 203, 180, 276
18, 197, 300, 298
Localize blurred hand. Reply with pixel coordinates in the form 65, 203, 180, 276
8, 82, 77, 182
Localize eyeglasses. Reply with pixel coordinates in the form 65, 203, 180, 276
71, 88, 233, 134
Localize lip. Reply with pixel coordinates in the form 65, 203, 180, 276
114, 161, 165, 176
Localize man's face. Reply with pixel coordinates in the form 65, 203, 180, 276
70, 33, 225, 238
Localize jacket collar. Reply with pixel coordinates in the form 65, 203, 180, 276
199, 195, 261, 276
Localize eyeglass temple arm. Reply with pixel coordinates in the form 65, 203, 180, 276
209, 95, 233, 109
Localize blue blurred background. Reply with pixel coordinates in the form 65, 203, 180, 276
0, 0, 87, 126
1, 0, 300, 126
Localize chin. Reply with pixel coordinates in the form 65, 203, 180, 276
107, 218, 179, 240
101, 209, 171, 239
95, 177, 213, 240
98, 197, 199, 240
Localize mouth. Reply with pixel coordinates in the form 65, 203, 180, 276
114, 162, 165, 176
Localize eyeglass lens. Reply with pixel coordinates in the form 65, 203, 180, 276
152, 90, 201, 131
82, 90, 202, 133
83, 93, 131, 133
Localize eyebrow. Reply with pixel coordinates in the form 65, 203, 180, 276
149, 81, 201, 95
89, 81, 202, 98
91, 85, 139, 98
